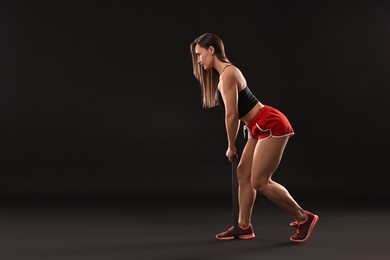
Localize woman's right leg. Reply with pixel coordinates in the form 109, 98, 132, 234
237, 138, 258, 228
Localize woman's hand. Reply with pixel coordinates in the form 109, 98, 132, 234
226, 146, 238, 162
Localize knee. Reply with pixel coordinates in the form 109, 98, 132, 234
237, 163, 251, 182
251, 179, 269, 194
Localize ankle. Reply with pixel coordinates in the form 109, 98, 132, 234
296, 211, 308, 224
239, 223, 251, 229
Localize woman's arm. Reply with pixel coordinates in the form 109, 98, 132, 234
219, 70, 240, 161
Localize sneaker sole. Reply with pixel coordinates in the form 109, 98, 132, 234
290, 215, 319, 243
216, 233, 255, 241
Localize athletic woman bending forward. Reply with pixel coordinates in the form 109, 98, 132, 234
190, 32, 319, 243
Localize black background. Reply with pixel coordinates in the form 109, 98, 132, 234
1, 0, 389, 202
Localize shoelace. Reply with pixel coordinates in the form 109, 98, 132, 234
295, 224, 301, 235
291, 216, 309, 235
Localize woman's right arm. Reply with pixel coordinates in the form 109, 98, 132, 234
219, 71, 240, 161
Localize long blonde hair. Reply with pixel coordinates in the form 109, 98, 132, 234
190, 33, 230, 108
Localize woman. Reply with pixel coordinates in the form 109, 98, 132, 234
189, 32, 319, 243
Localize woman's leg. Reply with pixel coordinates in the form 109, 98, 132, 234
237, 138, 257, 228
251, 136, 307, 223
215, 138, 258, 240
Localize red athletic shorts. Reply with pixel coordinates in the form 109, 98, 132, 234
244, 105, 295, 140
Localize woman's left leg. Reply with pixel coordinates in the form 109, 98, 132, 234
250, 136, 307, 222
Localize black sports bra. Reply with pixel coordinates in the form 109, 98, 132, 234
216, 86, 259, 118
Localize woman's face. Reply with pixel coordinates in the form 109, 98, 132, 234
194, 44, 213, 70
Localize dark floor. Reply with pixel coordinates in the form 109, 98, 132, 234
0, 196, 389, 260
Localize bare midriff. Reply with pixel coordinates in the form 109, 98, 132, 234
240, 102, 264, 125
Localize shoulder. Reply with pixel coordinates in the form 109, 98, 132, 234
220, 65, 240, 83
219, 65, 245, 91
222, 65, 246, 83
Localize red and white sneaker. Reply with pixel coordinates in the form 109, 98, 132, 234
215, 224, 255, 240
290, 211, 319, 243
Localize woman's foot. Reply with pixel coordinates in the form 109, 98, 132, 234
290, 211, 319, 243
215, 224, 255, 240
